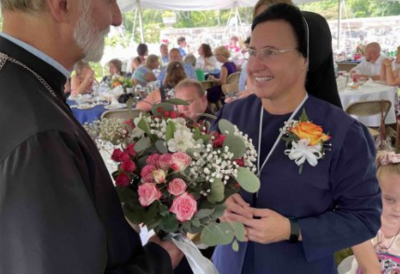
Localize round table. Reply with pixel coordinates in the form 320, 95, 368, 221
339, 84, 397, 127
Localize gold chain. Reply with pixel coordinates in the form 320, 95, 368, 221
0, 52, 57, 97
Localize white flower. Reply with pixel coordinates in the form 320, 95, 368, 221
284, 139, 322, 167
167, 129, 195, 152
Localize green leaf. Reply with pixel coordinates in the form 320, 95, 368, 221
165, 121, 176, 142
232, 239, 239, 252
151, 102, 174, 116
210, 204, 225, 219
223, 135, 246, 159
155, 140, 168, 154
230, 222, 246, 242
123, 204, 146, 224
160, 215, 179, 233
197, 113, 217, 120
195, 208, 215, 219
135, 137, 151, 152
207, 178, 225, 203
137, 118, 151, 135
146, 216, 163, 231
299, 109, 309, 122
115, 186, 136, 203
158, 204, 170, 217
218, 119, 236, 135
165, 98, 190, 105
201, 223, 234, 246
143, 203, 159, 224
235, 167, 260, 193
192, 218, 201, 228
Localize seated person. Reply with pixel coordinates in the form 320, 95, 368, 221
381, 46, 400, 86
207, 46, 237, 103
102, 59, 123, 84
131, 54, 159, 87
196, 43, 219, 71
175, 79, 213, 123
347, 151, 400, 273
350, 42, 386, 81
184, 54, 204, 81
127, 56, 142, 78
71, 60, 95, 95
157, 48, 197, 83
136, 62, 187, 112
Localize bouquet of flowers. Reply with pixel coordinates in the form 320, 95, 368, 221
111, 75, 134, 93
90, 100, 260, 273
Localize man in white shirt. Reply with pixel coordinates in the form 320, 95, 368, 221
350, 42, 385, 80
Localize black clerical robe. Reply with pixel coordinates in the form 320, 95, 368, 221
0, 37, 171, 273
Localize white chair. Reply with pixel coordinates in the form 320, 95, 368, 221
101, 109, 143, 120
337, 255, 354, 274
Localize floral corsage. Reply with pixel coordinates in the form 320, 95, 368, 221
281, 109, 331, 174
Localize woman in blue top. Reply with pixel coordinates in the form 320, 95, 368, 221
212, 4, 381, 273
131, 54, 159, 87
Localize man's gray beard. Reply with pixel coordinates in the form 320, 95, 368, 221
73, 3, 109, 62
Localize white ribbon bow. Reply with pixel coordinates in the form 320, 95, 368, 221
284, 139, 323, 167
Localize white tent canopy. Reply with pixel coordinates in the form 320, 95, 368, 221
117, 0, 318, 13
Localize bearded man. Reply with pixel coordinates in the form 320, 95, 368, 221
0, 1, 182, 273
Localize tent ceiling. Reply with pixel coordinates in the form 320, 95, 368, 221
117, 0, 322, 13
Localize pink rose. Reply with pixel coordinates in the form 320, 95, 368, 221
147, 154, 161, 166
169, 193, 197, 222
121, 160, 136, 173
158, 154, 172, 170
152, 169, 166, 184
141, 165, 157, 182
115, 173, 131, 187
111, 149, 123, 162
125, 143, 137, 157
138, 183, 162, 207
167, 178, 187, 196
171, 152, 192, 171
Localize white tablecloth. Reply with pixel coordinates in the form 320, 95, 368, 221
339, 84, 397, 127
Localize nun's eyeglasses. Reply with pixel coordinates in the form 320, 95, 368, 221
248, 46, 297, 61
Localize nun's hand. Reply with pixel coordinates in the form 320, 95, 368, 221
220, 194, 252, 225
243, 208, 291, 244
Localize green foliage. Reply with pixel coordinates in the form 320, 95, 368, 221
235, 167, 260, 193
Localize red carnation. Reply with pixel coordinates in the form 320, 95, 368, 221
125, 143, 136, 157
213, 134, 226, 148
124, 119, 135, 129
169, 111, 179, 118
164, 111, 170, 117
115, 173, 131, 187
111, 149, 123, 162
121, 160, 136, 173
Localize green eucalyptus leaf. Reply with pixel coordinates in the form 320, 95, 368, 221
195, 208, 215, 219
165, 121, 176, 142
137, 118, 151, 135
232, 239, 239, 252
218, 119, 236, 135
201, 223, 234, 246
207, 178, 225, 203
156, 140, 168, 154
223, 135, 246, 159
210, 204, 225, 219
135, 137, 151, 152
235, 167, 260, 193
197, 113, 217, 120
230, 222, 246, 242
165, 98, 190, 105
126, 97, 135, 116
192, 218, 201, 228
151, 102, 174, 116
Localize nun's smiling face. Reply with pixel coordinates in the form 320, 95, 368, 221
247, 20, 307, 103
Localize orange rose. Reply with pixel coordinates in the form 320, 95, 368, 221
291, 122, 331, 146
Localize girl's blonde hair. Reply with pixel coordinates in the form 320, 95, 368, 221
214, 46, 231, 59
74, 60, 91, 76
376, 151, 400, 183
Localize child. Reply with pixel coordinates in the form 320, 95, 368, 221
348, 151, 400, 273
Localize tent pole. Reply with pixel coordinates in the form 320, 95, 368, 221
137, 0, 145, 42
337, 0, 342, 50
132, 8, 138, 43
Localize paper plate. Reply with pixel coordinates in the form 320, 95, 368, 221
104, 103, 127, 110
77, 104, 94, 110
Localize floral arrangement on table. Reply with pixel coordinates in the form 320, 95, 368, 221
89, 100, 260, 253
281, 109, 331, 174
111, 75, 134, 93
